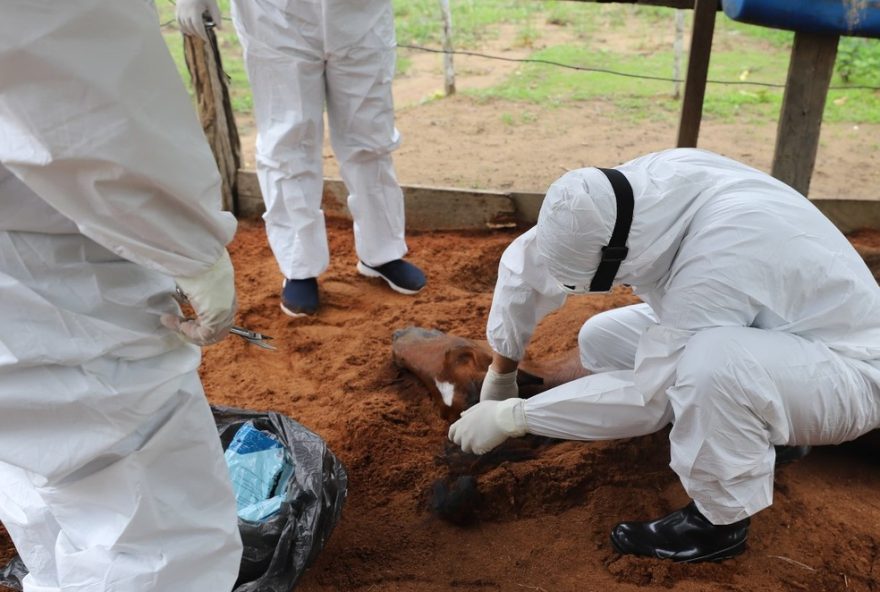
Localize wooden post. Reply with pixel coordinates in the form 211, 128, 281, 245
183, 27, 242, 214
440, 0, 456, 96
673, 9, 685, 99
771, 32, 839, 197
676, 0, 717, 147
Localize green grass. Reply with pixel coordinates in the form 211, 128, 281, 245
469, 41, 791, 122
394, 0, 546, 47
156, 0, 880, 123
467, 5, 880, 124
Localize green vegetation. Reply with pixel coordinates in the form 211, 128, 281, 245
394, 0, 545, 47
837, 37, 880, 84
156, 0, 880, 123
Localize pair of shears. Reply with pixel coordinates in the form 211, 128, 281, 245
229, 326, 277, 351
174, 288, 276, 351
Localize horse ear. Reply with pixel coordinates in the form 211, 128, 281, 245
445, 344, 491, 374
440, 345, 491, 416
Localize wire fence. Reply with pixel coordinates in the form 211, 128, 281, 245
159, 19, 880, 93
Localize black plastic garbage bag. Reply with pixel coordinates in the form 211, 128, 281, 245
215, 405, 348, 592
0, 405, 347, 592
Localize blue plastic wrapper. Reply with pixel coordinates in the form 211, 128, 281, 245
225, 423, 294, 522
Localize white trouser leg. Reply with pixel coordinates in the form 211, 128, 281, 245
0, 353, 243, 592
231, 0, 329, 280
0, 463, 61, 591
578, 303, 657, 372
668, 327, 880, 525
326, 41, 407, 268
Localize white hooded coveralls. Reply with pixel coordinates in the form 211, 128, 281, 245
488, 148, 880, 525
0, 1, 242, 590
230, 0, 408, 280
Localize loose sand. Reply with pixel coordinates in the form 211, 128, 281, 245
8, 221, 879, 592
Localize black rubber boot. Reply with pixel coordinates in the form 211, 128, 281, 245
610, 501, 750, 563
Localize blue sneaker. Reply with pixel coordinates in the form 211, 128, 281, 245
357, 259, 426, 295
280, 278, 319, 317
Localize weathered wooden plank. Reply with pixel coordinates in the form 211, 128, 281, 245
183, 27, 241, 214
236, 170, 264, 219
321, 180, 518, 230
771, 32, 840, 197
811, 198, 880, 235
237, 171, 879, 232
236, 171, 518, 230
676, 0, 718, 147
440, 0, 456, 96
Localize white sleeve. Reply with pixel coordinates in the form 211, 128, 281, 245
0, 0, 236, 278
523, 370, 674, 440
486, 227, 568, 361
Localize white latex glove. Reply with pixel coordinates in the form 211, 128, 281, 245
448, 398, 528, 455
176, 0, 222, 41
162, 250, 236, 345
479, 367, 519, 402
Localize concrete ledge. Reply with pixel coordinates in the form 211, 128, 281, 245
236, 169, 880, 233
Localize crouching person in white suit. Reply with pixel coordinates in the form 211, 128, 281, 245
0, 1, 243, 590
449, 148, 880, 562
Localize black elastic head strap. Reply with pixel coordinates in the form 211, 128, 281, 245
589, 168, 634, 292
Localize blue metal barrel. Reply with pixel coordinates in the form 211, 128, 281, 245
722, 0, 880, 38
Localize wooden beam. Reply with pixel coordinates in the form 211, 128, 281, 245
236, 171, 518, 230
236, 171, 880, 232
771, 32, 839, 197
183, 27, 242, 214
676, 0, 718, 147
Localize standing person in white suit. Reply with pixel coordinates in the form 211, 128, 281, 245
449, 148, 880, 562
177, 0, 427, 318
0, 1, 243, 590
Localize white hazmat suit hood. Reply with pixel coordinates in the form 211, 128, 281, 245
536, 150, 749, 293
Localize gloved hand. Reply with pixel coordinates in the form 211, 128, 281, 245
479, 367, 519, 402
448, 398, 528, 455
176, 0, 222, 41
162, 250, 236, 345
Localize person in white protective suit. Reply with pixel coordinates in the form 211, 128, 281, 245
0, 1, 244, 590
176, 0, 427, 318
448, 148, 880, 562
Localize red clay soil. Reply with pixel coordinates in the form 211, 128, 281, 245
3, 219, 880, 592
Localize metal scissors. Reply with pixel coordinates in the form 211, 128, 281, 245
229, 326, 277, 351
174, 288, 276, 351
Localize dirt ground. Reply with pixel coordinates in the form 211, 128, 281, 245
5, 221, 880, 592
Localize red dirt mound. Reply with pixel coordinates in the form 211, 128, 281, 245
2, 219, 879, 592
